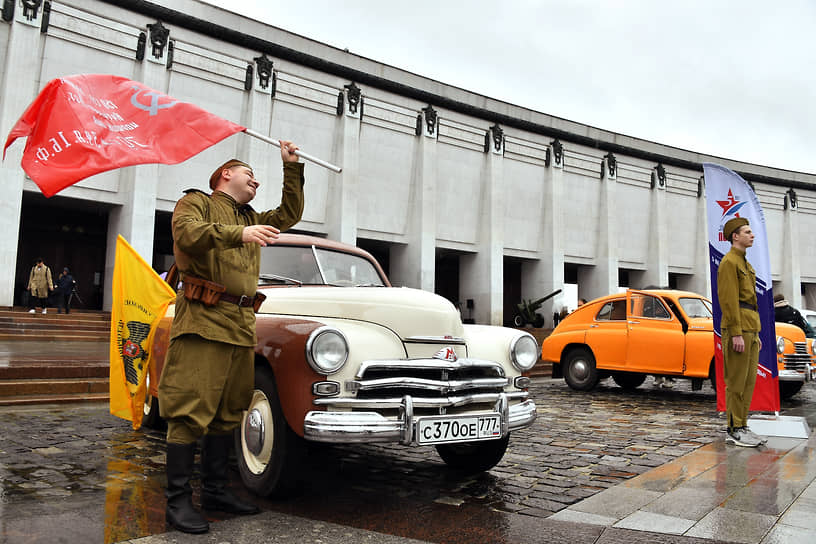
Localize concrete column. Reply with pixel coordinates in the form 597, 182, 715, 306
522, 148, 564, 325
460, 125, 504, 325
692, 179, 711, 297
240, 55, 275, 203
390, 106, 437, 291
780, 194, 802, 307
327, 83, 361, 245
639, 166, 669, 288
0, 9, 47, 306
583, 154, 619, 298
103, 28, 171, 309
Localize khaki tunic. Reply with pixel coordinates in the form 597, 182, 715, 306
717, 246, 761, 430
28, 265, 53, 298
170, 162, 305, 346
160, 161, 304, 444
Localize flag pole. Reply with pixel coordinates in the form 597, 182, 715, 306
244, 129, 342, 173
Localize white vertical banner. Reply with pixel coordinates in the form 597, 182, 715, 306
704, 163, 779, 412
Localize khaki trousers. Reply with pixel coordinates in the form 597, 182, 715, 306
722, 330, 760, 430
158, 334, 254, 444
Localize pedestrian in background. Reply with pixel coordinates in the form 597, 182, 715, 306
717, 217, 765, 448
27, 258, 53, 314
158, 142, 305, 534
55, 267, 75, 314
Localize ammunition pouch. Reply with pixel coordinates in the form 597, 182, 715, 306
181, 275, 266, 312
182, 275, 226, 306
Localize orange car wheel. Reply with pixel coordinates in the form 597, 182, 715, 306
564, 347, 599, 391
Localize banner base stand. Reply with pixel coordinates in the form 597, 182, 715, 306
748, 414, 810, 439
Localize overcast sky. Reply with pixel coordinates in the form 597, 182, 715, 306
202, 0, 816, 175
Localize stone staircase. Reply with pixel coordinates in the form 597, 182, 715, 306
0, 307, 110, 341
0, 307, 111, 406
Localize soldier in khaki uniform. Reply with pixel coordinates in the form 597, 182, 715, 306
717, 217, 765, 448
159, 142, 304, 534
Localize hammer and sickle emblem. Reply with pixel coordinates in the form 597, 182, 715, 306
130, 86, 179, 116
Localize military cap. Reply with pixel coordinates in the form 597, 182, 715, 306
209, 159, 252, 190
723, 217, 749, 241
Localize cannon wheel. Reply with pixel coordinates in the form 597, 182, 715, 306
513, 314, 525, 327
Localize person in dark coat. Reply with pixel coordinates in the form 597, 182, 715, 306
774, 293, 815, 337
55, 267, 75, 314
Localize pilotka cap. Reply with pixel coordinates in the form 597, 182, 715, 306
723, 217, 749, 241
209, 159, 252, 190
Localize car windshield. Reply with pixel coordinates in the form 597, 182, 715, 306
259, 245, 385, 287
678, 297, 713, 318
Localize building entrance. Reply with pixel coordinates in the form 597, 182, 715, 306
16, 193, 110, 311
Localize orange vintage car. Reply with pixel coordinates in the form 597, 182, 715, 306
541, 289, 816, 399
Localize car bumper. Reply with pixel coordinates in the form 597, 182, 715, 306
303, 394, 537, 444
778, 368, 812, 382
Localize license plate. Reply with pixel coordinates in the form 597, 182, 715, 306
416, 414, 502, 445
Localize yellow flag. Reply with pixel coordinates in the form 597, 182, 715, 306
109, 235, 176, 429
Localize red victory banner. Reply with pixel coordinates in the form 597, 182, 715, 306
3, 73, 246, 197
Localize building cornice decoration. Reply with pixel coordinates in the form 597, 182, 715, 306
166, 40, 174, 69
136, 32, 146, 61
40, 0, 49, 32
346, 82, 361, 115
601, 152, 616, 179
550, 139, 563, 167
1, 0, 13, 22
254, 54, 274, 90
423, 105, 437, 136
785, 188, 798, 209
484, 124, 503, 153
21, 0, 42, 22
147, 21, 169, 60
244, 64, 253, 91
651, 163, 666, 189
697, 176, 704, 198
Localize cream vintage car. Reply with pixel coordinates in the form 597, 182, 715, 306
144, 234, 539, 495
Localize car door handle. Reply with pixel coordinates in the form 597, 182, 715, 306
628, 320, 640, 324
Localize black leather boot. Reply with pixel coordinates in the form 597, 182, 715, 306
165, 442, 209, 534
201, 433, 260, 515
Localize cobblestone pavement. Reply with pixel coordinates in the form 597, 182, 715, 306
1, 377, 814, 543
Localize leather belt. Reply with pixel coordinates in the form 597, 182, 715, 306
220, 292, 258, 307
739, 301, 757, 311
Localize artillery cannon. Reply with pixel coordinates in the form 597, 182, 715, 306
513, 288, 562, 328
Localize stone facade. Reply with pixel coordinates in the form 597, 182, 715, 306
1, 0, 814, 323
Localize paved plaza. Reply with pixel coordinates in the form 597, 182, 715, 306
1, 373, 814, 543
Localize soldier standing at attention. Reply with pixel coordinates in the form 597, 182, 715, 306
159, 142, 305, 534
717, 217, 766, 448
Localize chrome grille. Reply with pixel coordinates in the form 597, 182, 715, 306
314, 357, 526, 416
782, 342, 813, 372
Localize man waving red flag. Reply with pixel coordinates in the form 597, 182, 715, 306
4, 74, 246, 197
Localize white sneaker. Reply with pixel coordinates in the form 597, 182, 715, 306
726, 428, 760, 447
741, 427, 768, 445
28, 309, 35, 313
42, 309, 47, 314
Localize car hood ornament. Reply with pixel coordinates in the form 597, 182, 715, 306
433, 347, 457, 362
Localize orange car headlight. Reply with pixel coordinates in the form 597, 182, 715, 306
776, 336, 785, 354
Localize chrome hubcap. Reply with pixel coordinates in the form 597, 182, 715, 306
572, 359, 588, 380
244, 408, 265, 455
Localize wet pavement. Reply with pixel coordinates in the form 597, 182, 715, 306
1, 358, 815, 543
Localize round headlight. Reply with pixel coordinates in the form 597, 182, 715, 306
776, 336, 785, 354
306, 327, 348, 374
810, 339, 815, 356
510, 334, 539, 372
